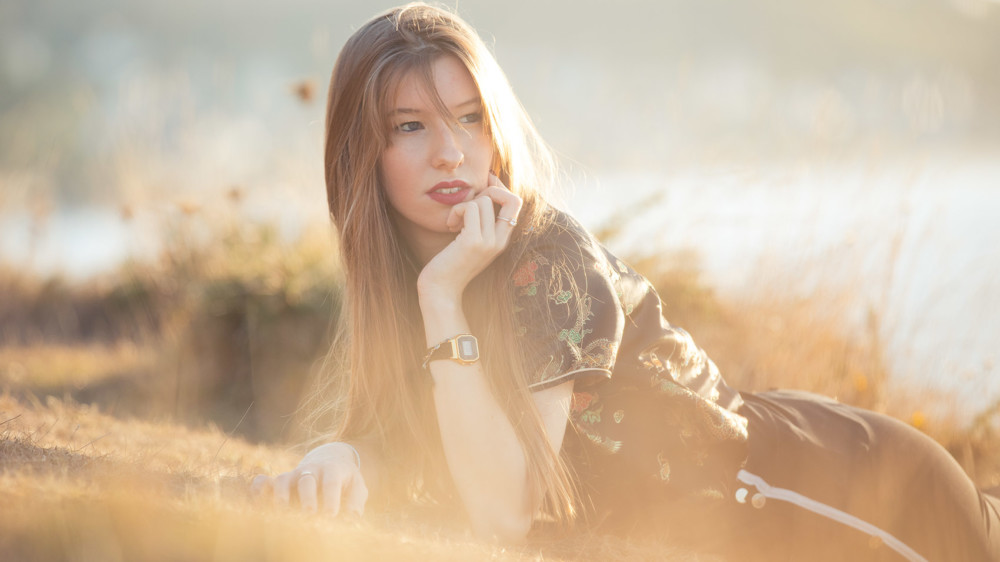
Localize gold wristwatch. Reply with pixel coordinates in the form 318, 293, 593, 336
422, 334, 479, 371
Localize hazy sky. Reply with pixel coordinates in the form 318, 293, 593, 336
1, 0, 999, 204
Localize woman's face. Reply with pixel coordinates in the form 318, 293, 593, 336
380, 55, 494, 247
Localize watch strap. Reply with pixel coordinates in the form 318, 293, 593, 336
422, 334, 479, 371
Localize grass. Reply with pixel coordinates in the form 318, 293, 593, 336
1, 192, 998, 560
0, 393, 717, 561
0, 343, 153, 392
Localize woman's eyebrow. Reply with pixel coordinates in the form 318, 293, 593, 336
452, 96, 481, 110
389, 96, 481, 117
389, 107, 423, 116
389, 96, 482, 117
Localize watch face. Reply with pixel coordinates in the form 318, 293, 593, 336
456, 335, 479, 361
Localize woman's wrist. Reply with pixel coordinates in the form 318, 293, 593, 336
416, 276, 463, 305
417, 284, 466, 331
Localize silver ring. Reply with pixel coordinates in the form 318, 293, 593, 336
298, 470, 316, 481
497, 216, 517, 227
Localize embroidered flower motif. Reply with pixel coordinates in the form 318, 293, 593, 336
655, 378, 685, 396
571, 391, 596, 414
559, 328, 586, 345
580, 403, 603, 424
584, 431, 622, 454
698, 488, 724, 500
523, 285, 537, 296
572, 393, 605, 426
592, 259, 611, 278
641, 352, 666, 373
553, 290, 572, 304
513, 260, 538, 286
613, 409, 624, 424
577, 339, 617, 371
657, 451, 672, 482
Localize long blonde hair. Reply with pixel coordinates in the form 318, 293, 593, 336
315, 2, 577, 523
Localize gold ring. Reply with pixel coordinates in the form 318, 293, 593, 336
497, 216, 517, 227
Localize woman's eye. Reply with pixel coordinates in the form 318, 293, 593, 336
397, 121, 423, 132
458, 112, 483, 125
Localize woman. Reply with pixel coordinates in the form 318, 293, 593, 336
253, 4, 999, 560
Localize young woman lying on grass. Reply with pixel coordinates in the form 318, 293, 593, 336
252, 4, 999, 560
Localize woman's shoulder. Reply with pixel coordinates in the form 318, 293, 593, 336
518, 206, 605, 267
511, 205, 623, 391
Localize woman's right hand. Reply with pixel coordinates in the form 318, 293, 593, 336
251, 442, 368, 516
416, 175, 523, 302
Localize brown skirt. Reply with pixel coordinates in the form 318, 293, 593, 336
722, 390, 1000, 561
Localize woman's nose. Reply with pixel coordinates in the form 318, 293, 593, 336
432, 123, 464, 170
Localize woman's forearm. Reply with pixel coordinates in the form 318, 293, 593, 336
419, 291, 534, 542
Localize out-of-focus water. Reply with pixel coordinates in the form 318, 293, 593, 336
1, 207, 140, 278
571, 152, 1000, 420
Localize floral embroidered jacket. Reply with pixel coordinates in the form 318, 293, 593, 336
513, 209, 750, 521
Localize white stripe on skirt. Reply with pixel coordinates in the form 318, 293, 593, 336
736, 470, 928, 562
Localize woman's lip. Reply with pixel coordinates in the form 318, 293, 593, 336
427, 185, 471, 206
430, 180, 470, 192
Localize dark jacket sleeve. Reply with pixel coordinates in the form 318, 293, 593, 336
512, 230, 623, 392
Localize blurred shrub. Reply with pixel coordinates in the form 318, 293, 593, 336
631, 253, 889, 411
0, 267, 163, 343
146, 217, 345, 443
0, 211, 344, 444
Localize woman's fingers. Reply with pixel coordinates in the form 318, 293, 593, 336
485, 190, 522, 220
446, 200, 468, 232
447, 199, 482, 240
425, 177, 523, 287
482, 189, 522, 245
445, 175, 520, 244
344, 473, 369, 516
251, 474, 273, 499
272, 471, 295, 506
255, 443, 368, 517
267, 466, 346, 515
321, 468, 345, 516
297, 471, 319, 513
473, 195, 495, 244
484, 175, 522, 225
321, 466, 369, 516
447, 194, 513, 245
260, 468, 368, 516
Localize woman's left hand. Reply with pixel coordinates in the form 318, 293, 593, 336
250, 442, 368, 516
417, 174, 522, 300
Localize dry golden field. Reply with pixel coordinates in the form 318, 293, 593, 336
1, 203, 997, 561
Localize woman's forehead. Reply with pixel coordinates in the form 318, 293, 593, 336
388, 55, 480, 115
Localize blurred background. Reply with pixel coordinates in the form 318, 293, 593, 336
1, 0, 998, 444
